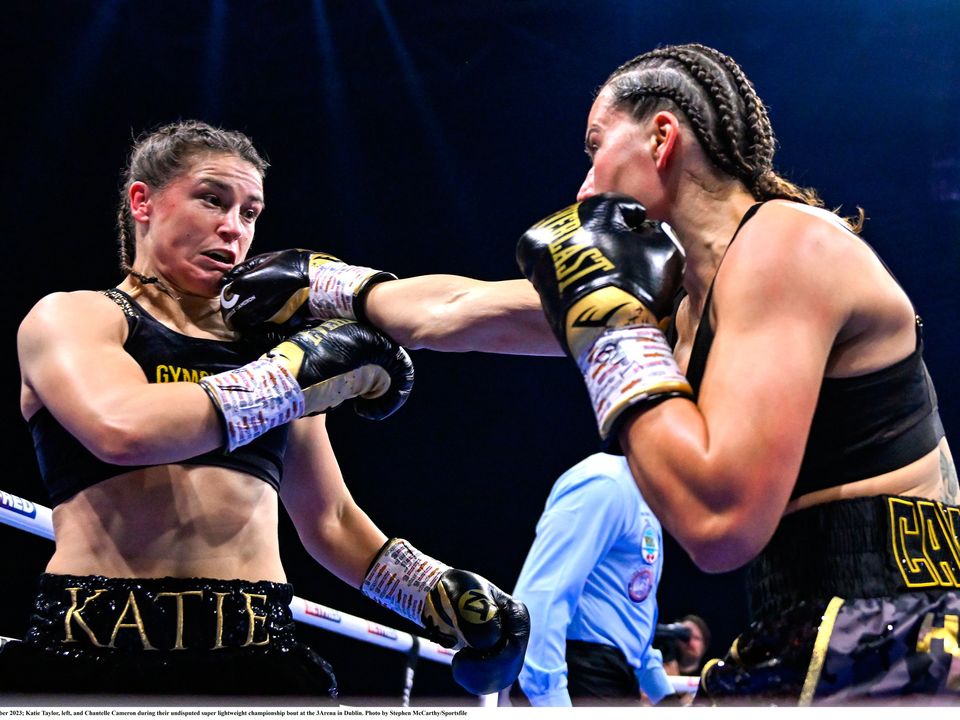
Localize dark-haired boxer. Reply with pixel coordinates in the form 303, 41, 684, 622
5, 120, 535, 698
510, 43, 958, 704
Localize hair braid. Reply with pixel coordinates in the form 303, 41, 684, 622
669, 46, 754, 181
603, 44, 862, 230
695, 45, 775, 170
614, 78, 732, 178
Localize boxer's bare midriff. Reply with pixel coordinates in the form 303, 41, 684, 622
785, 436, 954, 515
45, 465, 286, 583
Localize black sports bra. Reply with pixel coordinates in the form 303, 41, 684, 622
29, 289, 289, 506
678, 204, 944, 498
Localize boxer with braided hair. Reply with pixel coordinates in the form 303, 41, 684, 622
603, 44, 824, 210
518, 43, 957, 704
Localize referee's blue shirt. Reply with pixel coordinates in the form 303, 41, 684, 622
513, 453, 673, 706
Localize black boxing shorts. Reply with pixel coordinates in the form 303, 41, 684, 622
0, 574, 337, 698
700, 495, 960, 705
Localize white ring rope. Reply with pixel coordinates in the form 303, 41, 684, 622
0, 488, 698, 698
0, 489, 455, 665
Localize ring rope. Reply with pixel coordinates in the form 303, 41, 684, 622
0, 488, 698, 698
0, 489, 455, 664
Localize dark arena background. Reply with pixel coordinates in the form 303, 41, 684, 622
2, 0, 959, 706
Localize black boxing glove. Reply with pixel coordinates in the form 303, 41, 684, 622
362, 539, 530, 695
199, 319, 414, 450
516, 193, 692, 445
219, 249, 396, 336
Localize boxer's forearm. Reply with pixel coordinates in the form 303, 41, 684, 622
364, 276, 563, 356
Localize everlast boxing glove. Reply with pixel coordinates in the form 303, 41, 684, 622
219, 249, 396, 336
200, 319, 414, 450
362, 538, 530, 696
517, 193, 692, 446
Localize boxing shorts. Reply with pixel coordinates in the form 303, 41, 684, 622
0, 574, 337, 698
701, 495, 960, 704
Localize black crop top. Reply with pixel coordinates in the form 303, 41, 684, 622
29, 288, 290, 506
677, 204, 944, 499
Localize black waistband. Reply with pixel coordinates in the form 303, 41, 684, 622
25, 574, 298, 654
747, 495, 960, 622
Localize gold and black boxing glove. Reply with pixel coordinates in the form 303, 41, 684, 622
219, 248, 396, 337
362, 538, 530, 696
199, 319, 414, 451
516, 193, 693, 447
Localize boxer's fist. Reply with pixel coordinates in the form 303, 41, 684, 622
360, 540, 528, 696
516, 194, 692, 445
200, 319, 413, 450
516, 193, 684, 359
220, 249, 396, 335
422, 569, 530, 696
266, 319, 414, 419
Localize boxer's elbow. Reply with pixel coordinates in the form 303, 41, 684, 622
680, 510, 772, 574
82, 415, 155, 465
669, 463, 788, 573
686, 536, 763, 574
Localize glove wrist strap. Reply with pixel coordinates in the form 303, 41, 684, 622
361, 538, 449, 627
577, 325, 693, 442
308, 261, 394, 322
199, 357, 306, 451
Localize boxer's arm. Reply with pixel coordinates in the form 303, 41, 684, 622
282, 418, 529, 695
18, 291, 224, 464
620, 207, 845, 573
221, 250, 561, 356
363, 276, 561, 356
279, 416, 388, 587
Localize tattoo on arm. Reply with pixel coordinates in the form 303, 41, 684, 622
940, 448, 958, 504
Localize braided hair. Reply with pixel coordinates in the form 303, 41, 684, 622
116, 120, 270, 294
603, 44, 862, 231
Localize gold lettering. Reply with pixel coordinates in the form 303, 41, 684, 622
919, 502, 960, 587
63, 587, 107, 646
548, 240, 587, 270
242, 592, 270, 647
155, 590, 204, 650
108, 591, 155, 650
155, 365, 209, 384
551, 243, 614, 280
558, 257, 615, 293
945, 505, 960, 548
917, 613, 960, 656
554, 247, 615, 291
212, 592, 229, 649
890, 497, 943, 587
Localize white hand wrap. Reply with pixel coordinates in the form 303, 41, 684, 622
578, 325, 693, 441
308, 261, 383, 320
361, 538, 450, 627
199, 357, 306, 451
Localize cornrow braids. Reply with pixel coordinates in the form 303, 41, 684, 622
604, 44, 837, 213
115, 120, 270, 296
